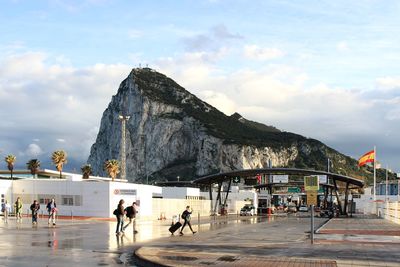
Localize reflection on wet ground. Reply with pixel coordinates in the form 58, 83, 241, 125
0, 214, 305, 266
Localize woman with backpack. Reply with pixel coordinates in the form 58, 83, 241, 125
114, 199, 125, 235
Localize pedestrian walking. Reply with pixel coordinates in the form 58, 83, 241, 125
47, 198, 57, 225
1, 200, 11, 223
123, 202, 138, 233
179, 205, 196, 235
114, 199, 125, 235
30, 200, 40, 225
14, 197, 23, 223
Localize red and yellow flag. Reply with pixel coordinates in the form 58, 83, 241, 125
358, 150, 375, 167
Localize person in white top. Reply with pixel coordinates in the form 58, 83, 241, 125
1, 200, 11, 223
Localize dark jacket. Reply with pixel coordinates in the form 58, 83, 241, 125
30, 203, 40, 213
181, 210, 192, 221
46, 201, 56, 213
116, 204, 125, 216
124, 206, 137, 219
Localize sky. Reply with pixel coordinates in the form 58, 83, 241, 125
0, 0, 399, 173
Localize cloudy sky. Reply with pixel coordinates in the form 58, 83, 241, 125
1, 0, 399, 173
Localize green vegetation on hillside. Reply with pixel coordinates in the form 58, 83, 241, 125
128, 68, 392, 184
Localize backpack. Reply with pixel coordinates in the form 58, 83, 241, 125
113, 209, 118, 216
181, 212, 186, 220
1, 203, 5, 212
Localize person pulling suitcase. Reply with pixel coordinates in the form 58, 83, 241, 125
179, 206, 196, 235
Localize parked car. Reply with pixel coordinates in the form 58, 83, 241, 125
240, 205, 255, 216
298, 205, 309, 212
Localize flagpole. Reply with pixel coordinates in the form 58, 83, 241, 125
373, 146, 376, 201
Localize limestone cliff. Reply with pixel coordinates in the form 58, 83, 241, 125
88, 68, 369, 183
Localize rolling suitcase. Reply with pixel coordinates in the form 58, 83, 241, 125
169, 221, 182, 234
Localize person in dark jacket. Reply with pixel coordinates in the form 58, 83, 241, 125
115, 199, 125, 235
180, 206, 196, 235
30, 200, 40, 225
123, 202, 138, 233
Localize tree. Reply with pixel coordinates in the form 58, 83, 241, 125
52, 150, 67, 179
104, 159, 120, 181
81, 164, 92, 179
5, 154, 16, 180
27, 159, 41, 177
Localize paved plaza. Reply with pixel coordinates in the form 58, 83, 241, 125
1, 214, 400, 266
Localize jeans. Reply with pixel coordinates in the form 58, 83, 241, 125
32, 212, 38, 223
181, 220, 194, 233
116, 215, 124, 233
48, 212, 56, 224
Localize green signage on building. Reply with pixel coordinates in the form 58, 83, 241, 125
288, 187, 301, 193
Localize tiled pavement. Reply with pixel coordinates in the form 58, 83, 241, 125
134, 214, 400, 267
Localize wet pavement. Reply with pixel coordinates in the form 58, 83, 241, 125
1, 214, 400, 266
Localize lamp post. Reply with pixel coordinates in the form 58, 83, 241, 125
118, 115, 130, 181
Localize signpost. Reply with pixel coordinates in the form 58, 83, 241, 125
272, 175, 289, 183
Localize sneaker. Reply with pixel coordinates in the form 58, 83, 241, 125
192, 231, 197, 234
116, 232, 120, 235
134, 230, 138, 234
53, 223, 56, 226
179, 232, 184, 236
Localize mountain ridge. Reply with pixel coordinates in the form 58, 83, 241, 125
88, 68, 389, 184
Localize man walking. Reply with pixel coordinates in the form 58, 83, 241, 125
123, 202, 138, 233
180, 206, 196, 235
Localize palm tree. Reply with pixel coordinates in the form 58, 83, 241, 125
27, 159, 41, 178
5, 154, 16, 180
51, 150, 67, 179
81, 164, 92, 179
103, 159, 120, 181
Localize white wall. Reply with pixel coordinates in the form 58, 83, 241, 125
10, 179, 161, 218
0, 180, 12, 206
162, 187, 200, 199
109, 182, 162, 218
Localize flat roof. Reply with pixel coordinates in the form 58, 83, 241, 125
193, 168, 364, 188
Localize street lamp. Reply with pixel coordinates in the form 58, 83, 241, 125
118, 115, 130, 181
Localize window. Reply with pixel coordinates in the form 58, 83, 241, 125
62, 196, 74, 206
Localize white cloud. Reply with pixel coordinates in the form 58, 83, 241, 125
243, 45, 285, 61
0, 51, 131, 168
24, 144, 44, 157
376, 76, 400, 89
2, 49, 400, 172
128, 29, 143, 39
337, 41, 349, 52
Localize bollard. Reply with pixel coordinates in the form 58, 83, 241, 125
310, 204, 315, 244
71, 211, 73, 221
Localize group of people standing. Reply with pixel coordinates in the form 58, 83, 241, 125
114, 199, 139, 235
1, 197, 58, 226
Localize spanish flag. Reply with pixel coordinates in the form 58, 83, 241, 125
358, 150, 375, 167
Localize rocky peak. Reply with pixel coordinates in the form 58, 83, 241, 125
88, 68, 374, 183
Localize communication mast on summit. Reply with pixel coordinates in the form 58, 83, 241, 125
119, 114, 130, 181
